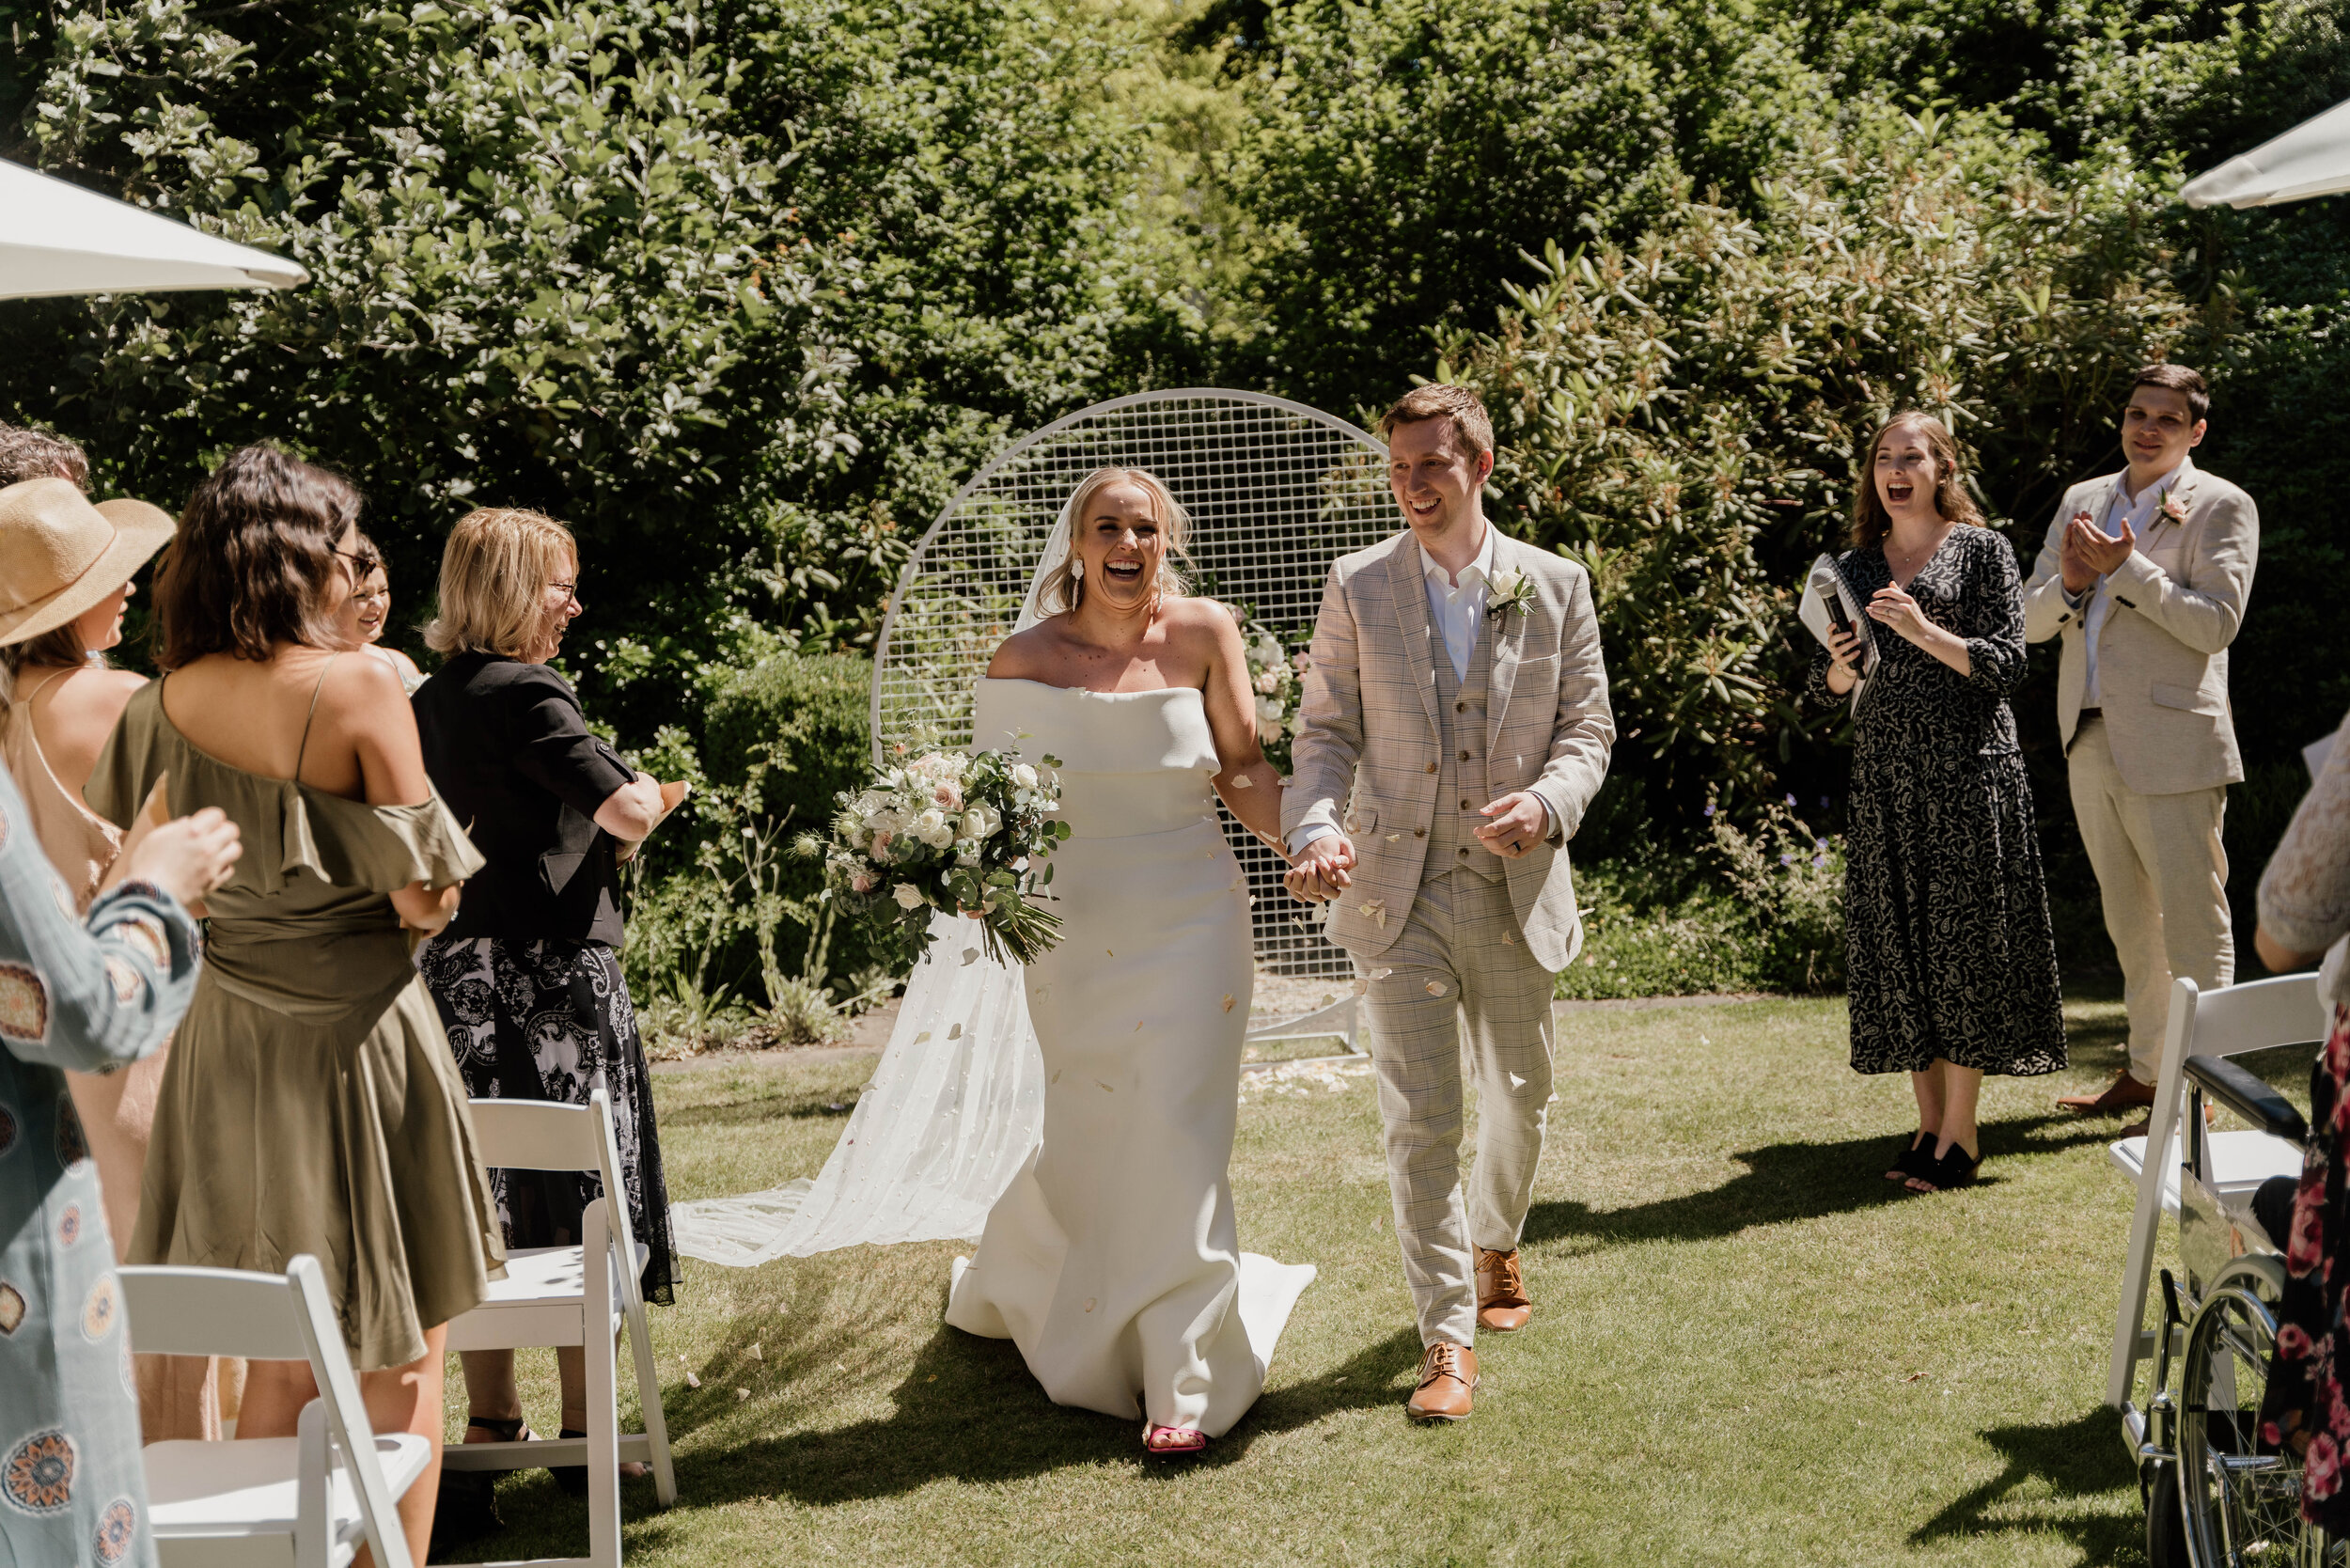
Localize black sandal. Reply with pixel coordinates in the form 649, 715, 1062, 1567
1910, 1143, 1981, 1193
1885, 1130, 1935, 1184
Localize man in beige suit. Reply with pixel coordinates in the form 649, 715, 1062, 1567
2023, 364, 2258, 1137
1282, 384, 1612, 1421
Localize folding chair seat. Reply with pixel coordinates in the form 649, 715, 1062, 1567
121, 1255, 427, 1568
439, 1088, 675, 1568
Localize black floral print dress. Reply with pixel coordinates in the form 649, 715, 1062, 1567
417, 936, 677, 1304
1803, 526, 2066, 1076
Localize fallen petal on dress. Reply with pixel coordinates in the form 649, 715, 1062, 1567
942, 678, 1313, 1437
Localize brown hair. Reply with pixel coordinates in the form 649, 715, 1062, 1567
1034, 467, 1192, 619
1377, 384, 1496, 462
0, 424, 90, 490
2131, 362, 2209, 423
1848, 412, 1987, 551
424, 508, 578, 660
153, 444, 362, 668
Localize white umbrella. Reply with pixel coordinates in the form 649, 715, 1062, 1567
0, 157, 306, 299
2182, 97, 2350, 209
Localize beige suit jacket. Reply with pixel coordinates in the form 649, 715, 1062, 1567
1282, 528, 1614, 971
2020, 457, 2256, 795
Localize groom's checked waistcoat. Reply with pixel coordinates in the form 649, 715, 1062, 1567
1283, 528, 1615, 973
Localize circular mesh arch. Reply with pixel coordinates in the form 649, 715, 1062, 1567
870, 388, 1394, 980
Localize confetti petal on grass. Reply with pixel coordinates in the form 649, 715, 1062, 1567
686, 1371, 701, 1388
737, 1388, 751, 1402
749, 1343, 762, 1360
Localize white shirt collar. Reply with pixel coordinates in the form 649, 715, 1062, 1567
2117, 452, 2194, 508
1420, 523, 1496, 593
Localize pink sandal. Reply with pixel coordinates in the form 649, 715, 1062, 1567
1143, 1423, 1208, 1456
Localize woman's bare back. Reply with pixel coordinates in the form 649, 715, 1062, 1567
161, 646, 430, 807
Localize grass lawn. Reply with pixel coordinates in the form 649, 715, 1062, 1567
438, 985, 2172, 1566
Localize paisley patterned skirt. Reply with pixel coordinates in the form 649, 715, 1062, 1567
416, 937, 677, 1305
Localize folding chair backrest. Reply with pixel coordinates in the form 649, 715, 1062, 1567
2185, 972, 2327, 1059
120, 1256, 415, 1568
468, 1095, 605, 1172
117, 1264, 308, 1361
2107, 973, 2326, 1411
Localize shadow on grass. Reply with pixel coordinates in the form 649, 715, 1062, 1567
670, 1322, 1428, 1508
1912, 1404, 2141, 1561
656, 1088, 863, 1131
1524, 1112, 2127, 1250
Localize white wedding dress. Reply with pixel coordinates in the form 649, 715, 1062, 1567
943, 676, 1315, 1436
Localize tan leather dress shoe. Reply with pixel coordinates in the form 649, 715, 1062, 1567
1476, 1247, 1532, 1333
2057, 1069, 2155, 1115
1406, 1342, 1478, 1421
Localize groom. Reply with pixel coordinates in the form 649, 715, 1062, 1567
1283, 384, 1613, 1421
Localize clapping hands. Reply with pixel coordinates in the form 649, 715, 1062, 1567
2060, 510, 2134, 592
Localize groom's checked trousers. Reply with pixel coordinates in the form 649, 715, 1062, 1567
1358, 867, 1557, 1348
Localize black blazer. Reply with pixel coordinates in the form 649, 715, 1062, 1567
413, 651, 635, 947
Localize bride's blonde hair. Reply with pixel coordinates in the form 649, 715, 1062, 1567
1035, 465, 1192, 618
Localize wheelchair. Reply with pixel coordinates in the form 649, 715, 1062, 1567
2109, 974, 2332, 1566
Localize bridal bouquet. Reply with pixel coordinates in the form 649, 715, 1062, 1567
818, 746, 1071, 965
1233, 605, 1311, 776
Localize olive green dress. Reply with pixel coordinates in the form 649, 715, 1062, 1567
87, 679, 504, 1371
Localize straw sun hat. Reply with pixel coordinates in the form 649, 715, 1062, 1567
0, 477, 176, 648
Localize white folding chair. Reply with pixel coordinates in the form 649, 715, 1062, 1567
440, 1088, 676, 1568
2106, 972, 2326, 1412
121, 1254, 429, 1568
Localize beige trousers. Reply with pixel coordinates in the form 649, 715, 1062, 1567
2068, 715, 2233, 1081
1356, 869, 1558, 1348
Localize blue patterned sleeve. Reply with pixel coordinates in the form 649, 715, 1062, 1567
0, 763, 200, 1074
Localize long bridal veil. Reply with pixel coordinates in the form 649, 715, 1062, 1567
666, 505, 1080, 1263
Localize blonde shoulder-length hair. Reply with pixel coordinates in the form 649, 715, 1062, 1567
425, 507, 577, 659
1031, 465, 1193, 619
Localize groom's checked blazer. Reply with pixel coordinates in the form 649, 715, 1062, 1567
1283, 528, 1614, 973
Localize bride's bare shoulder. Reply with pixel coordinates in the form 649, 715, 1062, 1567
986, 619, 1065, 680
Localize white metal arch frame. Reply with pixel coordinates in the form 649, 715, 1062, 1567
870, 388, 1394, 988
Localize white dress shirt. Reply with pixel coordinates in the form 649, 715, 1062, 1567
2062, 457, 2189, 708
1290, 523, 1553, 855
1423, 524, 1497, 682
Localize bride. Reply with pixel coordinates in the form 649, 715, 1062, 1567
942, 464, 1315, 1455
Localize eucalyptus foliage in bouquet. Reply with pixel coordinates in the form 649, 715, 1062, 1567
815, 747, 1071, 965
1231, 605, 1311, 776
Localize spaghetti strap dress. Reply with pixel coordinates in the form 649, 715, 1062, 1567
86, 668, 504, 1371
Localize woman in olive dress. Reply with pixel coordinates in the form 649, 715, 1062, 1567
1806, 412, 2066, 1194
88, 445, 500, 1566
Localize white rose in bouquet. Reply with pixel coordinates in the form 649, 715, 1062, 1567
1011, 762, 1039, 791
892, 883, 926, 909
955, 840, 980, 867
963, 804, 1001, 841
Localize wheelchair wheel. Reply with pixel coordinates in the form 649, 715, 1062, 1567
2177, 1277, 2328, 1566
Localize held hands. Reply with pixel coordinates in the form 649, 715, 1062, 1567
2060, 511, 2134, 592
1283, 834, 1355, 903
1475, 791, 1548, 860
122, 806, 243, 912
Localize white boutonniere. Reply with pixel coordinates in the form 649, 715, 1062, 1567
1486, 566, 1536, 623
2159, 492, 2190, 526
